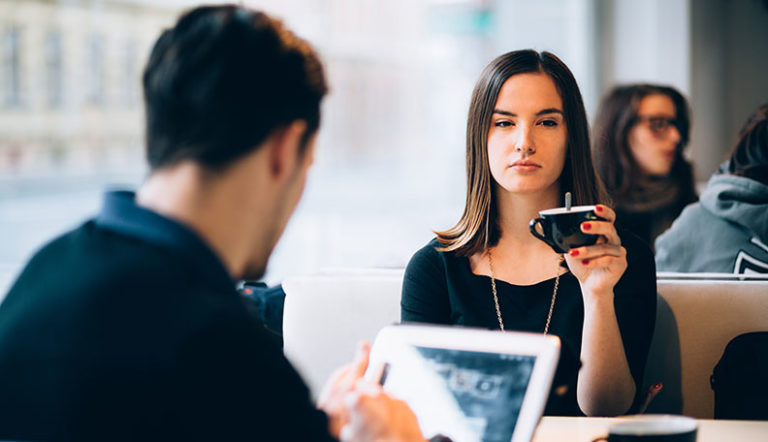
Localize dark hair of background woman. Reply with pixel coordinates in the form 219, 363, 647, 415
591, 84, 697, 208
436, 49, 607, 256
724, 102, 768, 186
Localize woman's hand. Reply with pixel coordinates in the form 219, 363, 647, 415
317, 341, 371, 438
566, 205, 636, 415
564, 204, 627, 299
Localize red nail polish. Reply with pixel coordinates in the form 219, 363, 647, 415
569, 249, 580, 257
595, 205, 603, 212
582, 259, 590, 265
653, 382, 663, 390
582, 222, 592, 230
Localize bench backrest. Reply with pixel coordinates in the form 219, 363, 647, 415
283, 271, 768, 416
646, 279, 768, 417
282, 270, 404, 396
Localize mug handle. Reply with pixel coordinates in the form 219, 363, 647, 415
529, 217, 550, 243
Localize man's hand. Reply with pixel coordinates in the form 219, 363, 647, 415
317, 341, 371, 438
340, 381, 424, 442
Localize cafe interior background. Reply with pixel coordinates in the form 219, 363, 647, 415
1, 0, 767, 296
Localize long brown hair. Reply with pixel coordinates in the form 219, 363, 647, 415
592, 84, 696, 207
436, 50, 607, 256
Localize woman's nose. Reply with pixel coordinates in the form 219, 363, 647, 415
514, 126, 535, 154
667, 125, 682, 144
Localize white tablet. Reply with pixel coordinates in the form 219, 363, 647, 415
366, 324, 560, 442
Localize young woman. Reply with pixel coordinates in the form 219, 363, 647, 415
655, 103, 768, 274
401, 50, 656, 417
592, 84, 698, 248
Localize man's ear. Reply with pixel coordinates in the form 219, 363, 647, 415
268, 120, 308, 180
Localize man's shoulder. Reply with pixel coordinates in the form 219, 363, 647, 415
7, 220, 183, 301
0, 220, 212, 352
21, 219, 175, 270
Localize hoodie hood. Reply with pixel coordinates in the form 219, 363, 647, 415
700, 174, 768, 241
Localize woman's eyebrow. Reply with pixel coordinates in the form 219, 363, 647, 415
492, 109, 516, 117
492, 108, 564, 117
536, 108, 564, 116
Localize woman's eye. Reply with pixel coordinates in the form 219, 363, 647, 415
540, 120, 558, 127
494, 121, 513, 128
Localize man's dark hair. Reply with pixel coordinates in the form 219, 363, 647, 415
143, 5, 328, 171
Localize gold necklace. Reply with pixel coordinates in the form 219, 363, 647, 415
488, 250, 564, 335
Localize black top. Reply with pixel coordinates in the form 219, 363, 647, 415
401, 232, 656, 416
0, 191, 335, 441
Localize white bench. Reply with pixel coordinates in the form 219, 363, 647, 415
282, 270, 768, 418
282, 270, 404, 396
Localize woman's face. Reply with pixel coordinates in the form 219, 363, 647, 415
487, 72, 568, 197
627, 94, 681, 176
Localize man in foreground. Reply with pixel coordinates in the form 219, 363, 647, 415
0, 5, 423, 441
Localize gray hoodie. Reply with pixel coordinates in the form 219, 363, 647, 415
655, 174, 768, 274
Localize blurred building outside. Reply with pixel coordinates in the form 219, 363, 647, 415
1, 0, 767, 296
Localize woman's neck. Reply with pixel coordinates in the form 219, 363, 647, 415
495, 185, 561, 247
469, 184, 564, 285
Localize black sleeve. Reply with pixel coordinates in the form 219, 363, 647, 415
613, 230, 657, 405
401, 242, 452, 324
170, 316, 338, 442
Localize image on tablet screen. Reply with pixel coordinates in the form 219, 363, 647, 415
382, 345, 535, 442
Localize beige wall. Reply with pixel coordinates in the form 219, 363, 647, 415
599, 0, 768, 181
691, 0, 768, 180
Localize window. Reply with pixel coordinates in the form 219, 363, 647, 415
1, 27, 22, 108
0, 0, 603, 293
84, 34, 104, 106
121, 40, 139, 108
45, 31, 64, 108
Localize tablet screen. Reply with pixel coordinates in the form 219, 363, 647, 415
381, 345, 536, 442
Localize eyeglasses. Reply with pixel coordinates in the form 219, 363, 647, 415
634, 116, 680, 137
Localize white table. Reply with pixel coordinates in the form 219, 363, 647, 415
532, 416, 768, 442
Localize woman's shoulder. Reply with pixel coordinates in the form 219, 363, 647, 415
405, 237, 469, 278
407, 238, 451, 269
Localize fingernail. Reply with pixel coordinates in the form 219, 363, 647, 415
582, 222, 592, 230
582, 259, 590, 265
569, 249, 579, 257
653, 382, 663, 389
595, 205, 603, 212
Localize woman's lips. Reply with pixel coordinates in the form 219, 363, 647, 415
510, 160, 541, 172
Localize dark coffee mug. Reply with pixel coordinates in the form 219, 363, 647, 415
592, 415, 698, 442
529, 205, 603, 254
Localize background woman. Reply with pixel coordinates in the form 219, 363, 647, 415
401, 50, 656, 417
655, 103, 768, 274
592, 84, 697, 248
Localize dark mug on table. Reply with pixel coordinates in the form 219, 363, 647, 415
592, 415, 698, 442
529, 205, 604, 254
